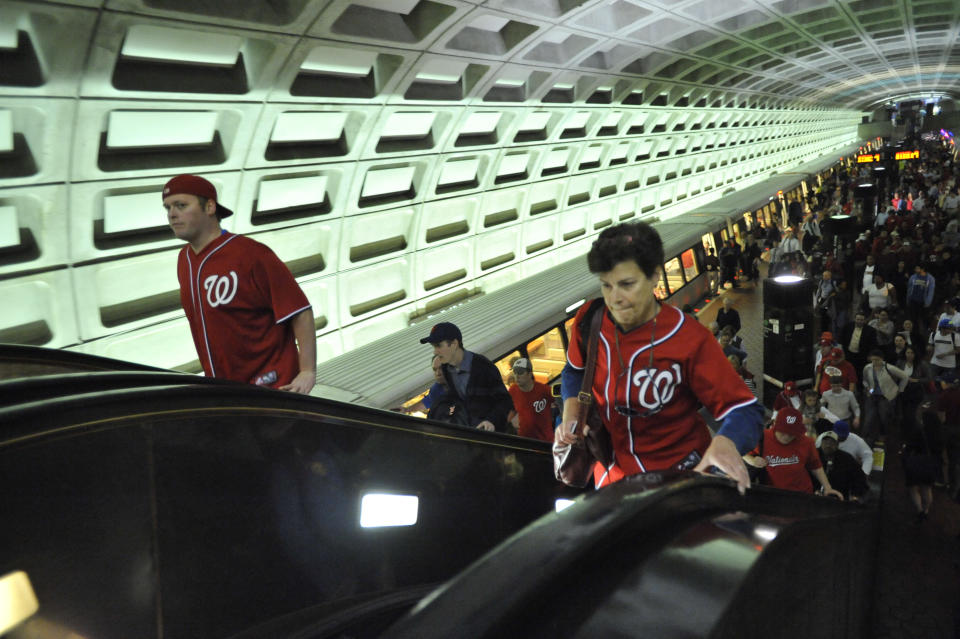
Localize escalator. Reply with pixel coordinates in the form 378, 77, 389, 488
0, 361, 578, 639
382, 472, 878, 639
0, 343, 170, 380
0, 346, 880, 639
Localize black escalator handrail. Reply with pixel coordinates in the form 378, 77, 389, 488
0, 370, 235, 407
0, 382, 553, 454
0, 343, 170, 375
382, 473, 862, 639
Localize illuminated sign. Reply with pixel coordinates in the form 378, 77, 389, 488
894, 150, 920, 160
857, 153, 881, 163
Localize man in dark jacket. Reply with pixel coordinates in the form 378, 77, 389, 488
420, 322, 513, 432
817, 430, 868, 501
838, 311, 879, 378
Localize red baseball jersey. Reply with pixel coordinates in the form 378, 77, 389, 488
567, 302, 757, 487
816, 359, 858, 393
177, 232, 311, 388
758, 430, 821, 493
509, 382, 555, 442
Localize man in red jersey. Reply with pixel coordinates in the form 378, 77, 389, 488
507, 358, 556, 442
747, 406, 843, 498
163, 174, 316, 393
556, 221, 764, 492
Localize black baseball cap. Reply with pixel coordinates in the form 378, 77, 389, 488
419, 322, 462, 345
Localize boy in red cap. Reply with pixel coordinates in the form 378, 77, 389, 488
162, 174, 316, 393
815, 346, 858, 394
746, 406, 843, 498
772, 380, 801, 413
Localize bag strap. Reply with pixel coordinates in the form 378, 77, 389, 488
577, 303, 605, 424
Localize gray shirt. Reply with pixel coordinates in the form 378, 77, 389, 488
821, 388, 861, 420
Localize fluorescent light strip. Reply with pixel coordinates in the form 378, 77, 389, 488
360, 493, 419, 527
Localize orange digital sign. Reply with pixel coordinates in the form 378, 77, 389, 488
857, 153, 881, 163
894, 150, 920, 160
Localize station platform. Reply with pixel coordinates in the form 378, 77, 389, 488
696, 266, 960, 637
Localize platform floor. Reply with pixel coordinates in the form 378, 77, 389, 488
697, 267, 960, 638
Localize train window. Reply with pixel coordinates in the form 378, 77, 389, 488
526, 327, 566, 384
680, 248, 698, 282
720, 228, 729, 242
743, 213, 753, 230
494, 351, 523, 386
654, 268, 669, 300
399, 388, 430, 417
663, 257, 684, 294
701, 233, 716, 254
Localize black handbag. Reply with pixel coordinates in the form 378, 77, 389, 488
553, 304, 614, 487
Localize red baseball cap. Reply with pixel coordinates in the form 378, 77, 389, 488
162, 174, 234, 219
774, 406, 805, 438
784, 381, 797, 396
829, 347, 844, 359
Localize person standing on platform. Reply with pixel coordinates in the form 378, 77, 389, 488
928, 318, 960, 379
719, 240, 740, 289
906, 262, 936, 336
507, 358, 555, 442
838, 311, 878, 381
163, 174, 316, 393
814, 270, 837, 337
861, 349, 909, 446
420, 321, 513, 433
704, 248, 720, 295
741, 236, 762, 283
556, 222, 763, 492
716, 295, 741, 337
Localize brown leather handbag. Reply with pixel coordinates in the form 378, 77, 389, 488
553, 303, 614, 487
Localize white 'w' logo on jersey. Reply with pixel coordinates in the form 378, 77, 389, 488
204, 272, 238, 307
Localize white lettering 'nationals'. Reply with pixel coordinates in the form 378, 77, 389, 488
631, 363, 683, 412
204, 271, 238, 307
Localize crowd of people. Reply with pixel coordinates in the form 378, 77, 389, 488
743, 136, 960, 521
162, 140, 960, 521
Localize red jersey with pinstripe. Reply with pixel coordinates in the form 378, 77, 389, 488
177, 232, 311, 388
567, 302, 757, 487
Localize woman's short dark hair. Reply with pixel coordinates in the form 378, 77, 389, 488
587, 221, 664, 277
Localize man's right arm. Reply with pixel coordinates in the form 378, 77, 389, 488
557, 363, 586, 444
